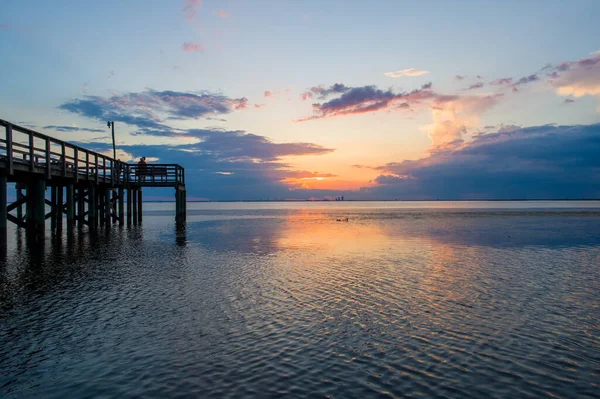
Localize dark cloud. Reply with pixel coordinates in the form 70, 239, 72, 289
564, 98, 575, 104
59, 90, 248, 130
132, 128, 334, 161
299, 83, 350, 101
298, 84, 434, 121
43, 125, 105, 133
455, 75, 466, 80
513, 74, 539, 87
489, 77, 513, 86
368, 123, 600, 200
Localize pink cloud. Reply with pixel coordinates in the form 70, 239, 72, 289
183, 0, 202, 21
551, 55, 600, 99
218, 10, 230, 18
182, 42, 204, 52
489, 77, 513, 86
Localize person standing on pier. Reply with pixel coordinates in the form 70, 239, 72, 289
138, 157, 147, 182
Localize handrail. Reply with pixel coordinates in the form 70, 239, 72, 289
1, 118, 185, 187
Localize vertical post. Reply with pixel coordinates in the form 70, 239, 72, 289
45, 139, 51, 179
0, 173, 7, 242
16, 184, 23, 222
29, 133, 35, 171
57, 185, 63, 232
132, 188, 137, 225
104, 188, 111, 226
66, 184, 74, 229
183, 189, 186, 220
127, 187, 133, 225
175, 189, 180, 222
50, 185, 57, 231
61, 143, 66, 177
88, 184, 96, 232
6, 124, 14, 175
99, 188, 105, 227
118, 187, 124, 225
74, 147, 79, 182
77, 187, 85, 228
34, 179, 46, 236
137, 188, 142, 224
26, 183, 34, 230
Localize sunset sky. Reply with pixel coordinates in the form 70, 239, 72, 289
1, 0, 600, 200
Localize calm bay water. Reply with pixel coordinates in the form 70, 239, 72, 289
1, 201, 599, 398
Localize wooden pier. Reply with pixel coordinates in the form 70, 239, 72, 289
0, 119, 186, 241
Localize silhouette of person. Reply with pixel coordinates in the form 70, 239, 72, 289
138, 157, 147, 182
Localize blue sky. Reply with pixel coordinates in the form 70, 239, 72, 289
1, 0, 600, 200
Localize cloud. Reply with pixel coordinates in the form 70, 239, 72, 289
463, 82, 484, 91
512, 74, 539, 87
59, 90, 249, 129
183, 42, 204, 52
564, 98, 575, 104
369, 123, 600, 199
455, 75, 466, 80
43, 125, 105, 133
0, 24, 9, 30
183, 0, 202, 21
489, 77, 513, 86
264, 90, 279, 98
297, 84, 435, 121
384, 68, 429, 78
424, 93, 503, 147
550, 54, 600, 99
299, 83, 349, 101
218, 10, 230, 18
132, 127, 334, 161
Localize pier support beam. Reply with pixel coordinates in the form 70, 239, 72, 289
0, 173, 7, 242
88, 185, 96, 232
66, 184, 74, 229
16, 184, 23, 222
137, 189, 142, 224
50, 185, 57, 231
56, 185, 63, 232
104, 187, 111, 227
127, 187, 132, 225
118, 187, 124, 226
132, 188, 137, 225
34, 179, 46, 236
77, 187, 85, 229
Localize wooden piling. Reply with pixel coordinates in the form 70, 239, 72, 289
137, 188, 142, 224
127, 187, 132, 225
118, 187, 124, 225
57, 185, 63, 232
66, 184, 74, 229
77, 187, 85, 229
16, 184, 23, 222
132, 188, 137, 225
88, 184, 96, 231
104, 187, 111, 227
50, 185, 57, 231
0, 173, 7, 241
34, 179, 46, 235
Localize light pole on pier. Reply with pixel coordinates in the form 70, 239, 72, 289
107, 121, 116, 160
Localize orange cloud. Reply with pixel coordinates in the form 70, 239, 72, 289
182, 42, 204, 52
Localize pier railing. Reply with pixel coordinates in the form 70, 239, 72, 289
0, 119, 184, 187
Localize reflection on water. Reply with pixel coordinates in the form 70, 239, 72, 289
1, 202, 600, 398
